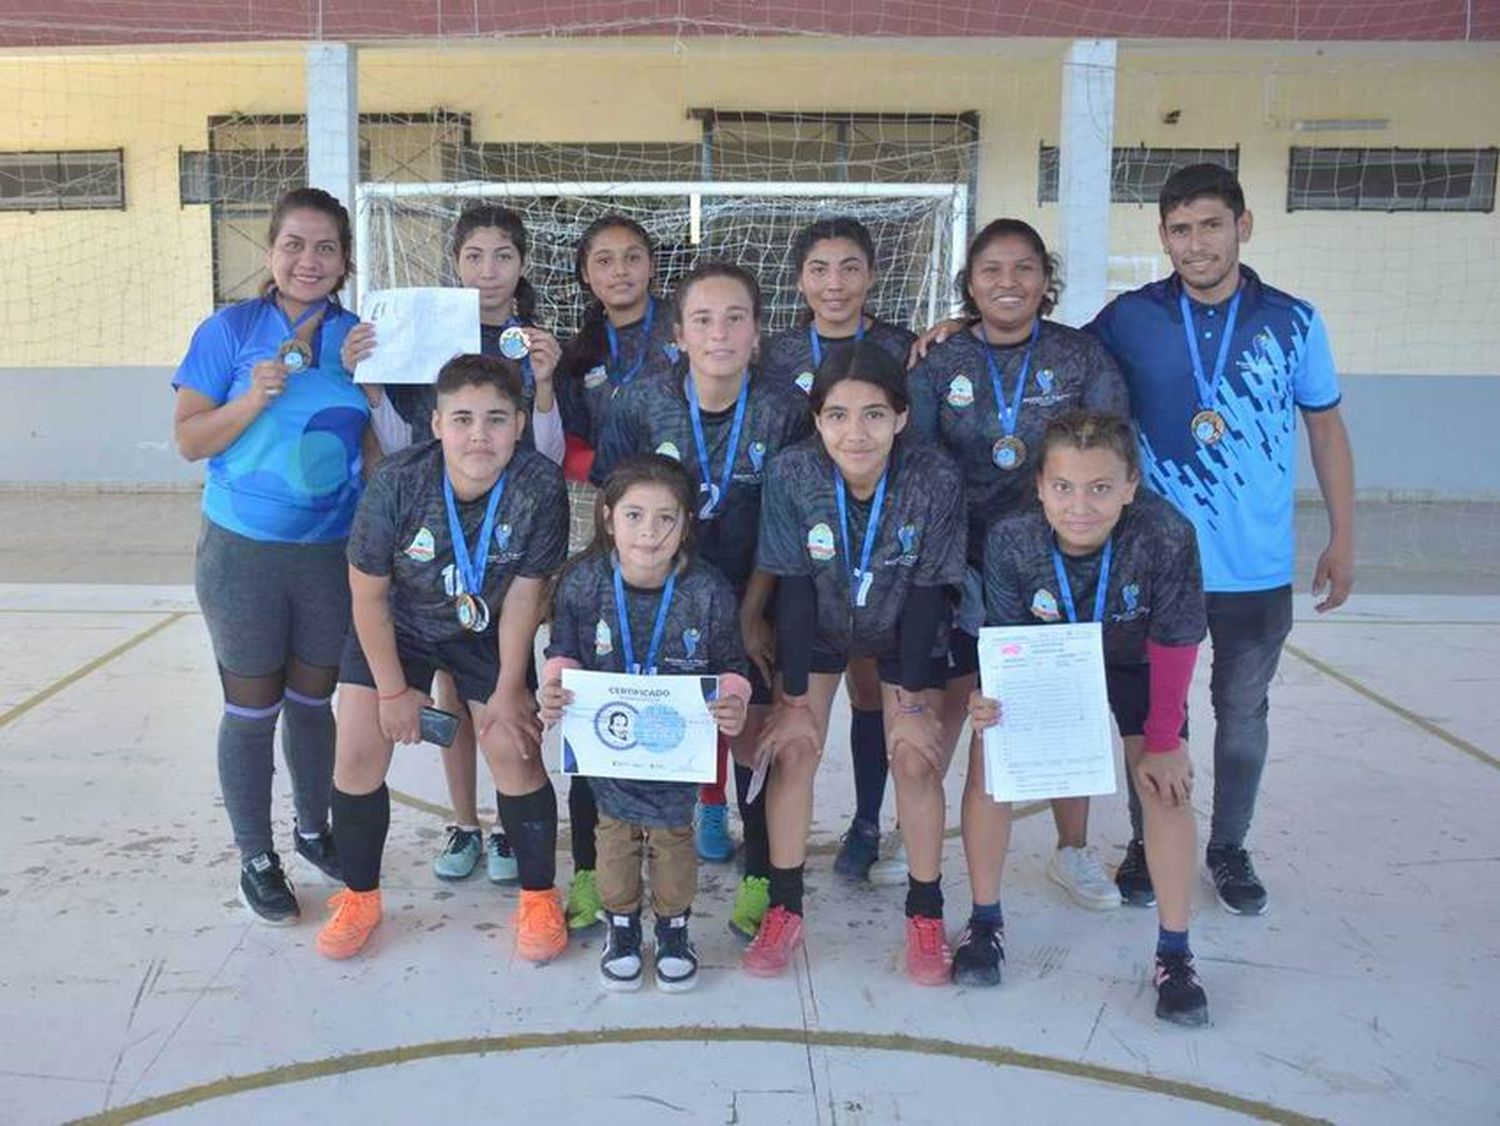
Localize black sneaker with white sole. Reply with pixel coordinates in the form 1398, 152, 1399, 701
1154, 952, 1210, 1027
950, 919, 1004, 987
293, 823, 342, 882
1205, 844, 1268, 915
654, 913, 699, 992
600, 912, 644, 992
239, 851, 299, 925
1114, 838, 1157, 908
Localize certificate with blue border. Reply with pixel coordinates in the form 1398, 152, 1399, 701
560, 669, 719, 783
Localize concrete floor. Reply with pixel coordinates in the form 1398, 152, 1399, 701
1, 493, 1498, 1124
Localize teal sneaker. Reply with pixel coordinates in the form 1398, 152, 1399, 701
486, 830, 519, 885
728, 874, 770, 942
566, 868, 604, 931
433, 827, 482, 881
695, 801, 734, 863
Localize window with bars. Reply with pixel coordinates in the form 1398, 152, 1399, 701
1037, 146, 1240, 205
1286, 147, 1497, 212
0, 150, 124, 212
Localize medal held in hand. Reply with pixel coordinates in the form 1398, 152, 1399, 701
499, 325, 530, 360
278, 338, 313, 373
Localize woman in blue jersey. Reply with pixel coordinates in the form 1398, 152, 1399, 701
341, 204, 565, 891
173, 187, 371, 925
759, 217, 919, 883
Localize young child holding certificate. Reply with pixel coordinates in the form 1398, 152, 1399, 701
316, 355, 570, 964
538, 455, 753, 992
962, 409, 1211, 1025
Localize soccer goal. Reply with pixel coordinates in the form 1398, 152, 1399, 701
354, 180, 970, 336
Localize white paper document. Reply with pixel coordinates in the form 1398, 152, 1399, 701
354, 287, 481, 385
977, 623, 1117, 802
560, 669, 719, 784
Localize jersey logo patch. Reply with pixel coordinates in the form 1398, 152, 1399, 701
663, 343, 680, 364
946, 374, 974, 408
584, 364, 609, 389
897, 523, 918, 555
1122, 583, 1139, 612
807, 522, 836, 563
1035, 368, 1055, 394
1030, 588, 1062, 623
494, 523, 512, 553
655, 441, 682, 462
682, 627, 701, 659
794, 371, 814, 394
594, 619, 614, 657
405, 527, 435, 563
748, 441, 766, 472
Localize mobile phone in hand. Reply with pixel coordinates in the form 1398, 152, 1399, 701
419, 706, 460, 748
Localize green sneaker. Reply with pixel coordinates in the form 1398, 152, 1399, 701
566, 869, 603, 932
728, 875, 770, 942
433, 826, 483, 881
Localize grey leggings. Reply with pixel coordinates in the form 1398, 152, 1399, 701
195, 519, 351, 859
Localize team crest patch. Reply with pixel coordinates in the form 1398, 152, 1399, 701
1031, 588, 1062, 623
807, 522, 836, 563
494, 523, 512, 553
1123, 583, 1139, 612
748, 441, 766, 472
594, 619, 614, 657
1036, 368, 1055, 394
897, 523, 918, 555
405, 527, 436, 563
946, 374, 975, 408
663, 343, 680, 364
655, 441, 682, 462
682, 627, 701, 659
584, 364, 609, 389
794, 370, 815, 394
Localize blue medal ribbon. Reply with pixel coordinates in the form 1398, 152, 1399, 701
979, 319, 1041, 442
1178, 288, 1243, 414
442, 470, 508, 602
1050, 536, 1113, 624
834, 467, 889, 609
808, 317, 866, 370
604, 296, 656, 387
685, 373, 750, 520
612, 561, 677, 675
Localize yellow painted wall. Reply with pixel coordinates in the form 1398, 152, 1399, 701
0, 39, 1495, 374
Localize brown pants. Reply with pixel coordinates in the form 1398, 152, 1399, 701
595, 816, 697, 917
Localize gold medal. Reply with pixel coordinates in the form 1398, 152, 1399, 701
278, 338, 313, 373
1191, 409, 1227, 445
455, 592, 490, 633
991, 435, 1027, 471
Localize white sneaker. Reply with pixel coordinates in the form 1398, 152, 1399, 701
1047, 846, 1122, 910
868, 835, 909, 886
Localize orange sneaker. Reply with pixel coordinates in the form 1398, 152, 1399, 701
316, 888, 382, 960
514, 888, 568, 963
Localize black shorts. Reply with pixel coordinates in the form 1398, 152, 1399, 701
338, 629, 535, 706
804, 631, 978, 694
1106, 662, 1190, 741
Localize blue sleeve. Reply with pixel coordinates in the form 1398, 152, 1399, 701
1082, 337, 1131, 416
174, 313, 238, 403
1294, 307, 1342, 411
589, 386, 641, 486
906, 361, 939, 443
1084, 301, 1115, 353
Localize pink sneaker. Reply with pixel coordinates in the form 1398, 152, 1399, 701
904, 916, 952, 986
742, 905, 804, 977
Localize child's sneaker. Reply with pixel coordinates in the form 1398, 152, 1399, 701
867, 836, 908, 886
1114, 839, 1157, 907
293, 823, 342, 883
565, 869, 604, 931
600, 912, 644, 992
1154, 952, 1210, 1027
832, 818, 881, 883
433, 827, 483, 880
728, 874, 770, 941
694, 801, 735, 863
904, 916, 953, 987
238, 851, 299, 926
950, 919, 1004, 987
1047, 845, 1122, 910
315, 888, 381, 959
486, 830, 519, 885
654, 913, 699, 992
742, 905, 804, 977
514, 888, 568, 963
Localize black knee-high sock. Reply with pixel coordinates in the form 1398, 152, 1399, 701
849, 708, 889, 827
332, 784, 389, 893
734, 763, 771, 879
496, 781, 558, 891
568, 775, 599, 871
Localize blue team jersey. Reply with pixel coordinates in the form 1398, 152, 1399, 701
1086, 266, 1341, 593
174, 295, 370, 544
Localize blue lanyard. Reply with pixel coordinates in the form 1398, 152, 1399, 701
833, 468, 888, 608
1178, 288, 1242, 412
501, 315, 534, 392
612, 562, 677, 675
1050, 536, 1113, 624
979, 319, 1041, 439
808, 318, 865, 369
686, 373, 750, 519
604, 296, 655, 387
442, 471, 507, 598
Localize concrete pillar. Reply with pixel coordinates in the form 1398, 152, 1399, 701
1056, 39, 1117, 327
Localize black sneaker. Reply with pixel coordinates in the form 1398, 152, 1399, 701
293, 823, 342, 883
600, 912, 644, 993
654, 913, 699, 993
832, 818, 882, 883
1114, 839, 1157, 908
950, 919, 1004, 987
1154, 952, 1209, 1027
1205, 844, 1268, 915
239, 851, 299, 926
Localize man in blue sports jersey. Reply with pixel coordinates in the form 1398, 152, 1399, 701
1088, 163, 1355, 916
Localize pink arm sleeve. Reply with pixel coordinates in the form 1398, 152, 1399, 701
1144, 641, 1198, 754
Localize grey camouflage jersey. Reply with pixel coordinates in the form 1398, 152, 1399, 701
761, 317, 917, 396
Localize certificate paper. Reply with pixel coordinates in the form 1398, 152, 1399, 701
354, 287, 481, 385
977, 623, 1116, 802
560, 669, 719, 784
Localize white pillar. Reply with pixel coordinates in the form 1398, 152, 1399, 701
1056, 39, 1116, 327
306, 43, 358, 211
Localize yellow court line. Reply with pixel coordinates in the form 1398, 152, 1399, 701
69, 1025, 1328, 1126
0, 613, 188, 731
1284, 643, 1500, 772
